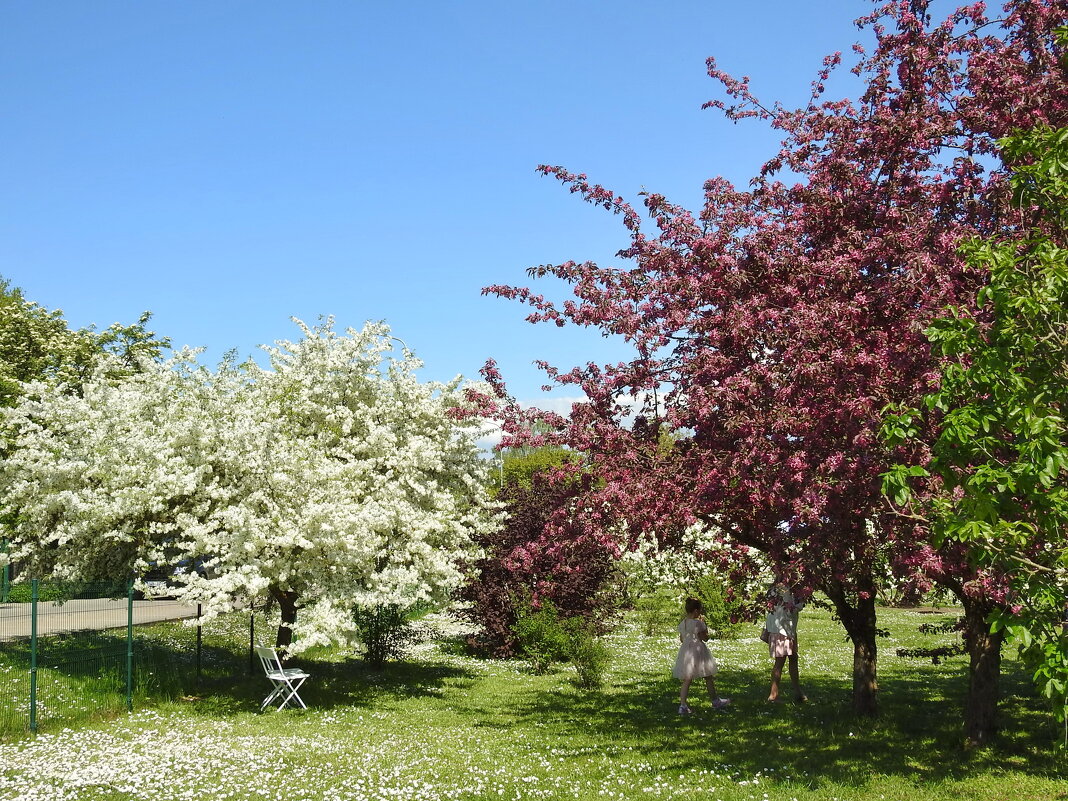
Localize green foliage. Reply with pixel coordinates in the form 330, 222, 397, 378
565, 622, 610, 689
883, 121, 1068, 732
509, 595, 609, 687
4, 582, 65, 604
628, 574, 749, 640
691, 574, 748, 640
494, 446, 579, 495
510, 597, 573, 674
0, 277, 93, 407
94, 311, 172, 376
0, 276, 169, 408
634, 587, 681, 637
352, 604, 420, 669
2, 580, 129, 604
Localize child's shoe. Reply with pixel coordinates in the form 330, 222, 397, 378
712, 698, 732, 710
678, 703, 692, 715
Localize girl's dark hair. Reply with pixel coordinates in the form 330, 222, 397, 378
684, 597, 703, 615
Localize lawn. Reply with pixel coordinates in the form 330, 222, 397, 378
0, 603, 1064, 801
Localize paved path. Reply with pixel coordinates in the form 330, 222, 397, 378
0, 599, 198, 640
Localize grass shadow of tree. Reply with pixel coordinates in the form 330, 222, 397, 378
503, 662, 1066, 793
183, 654, 480, 719
1, 626, 480, 722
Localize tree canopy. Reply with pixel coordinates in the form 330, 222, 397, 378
884, 122, 1068, 727
0, 319, 499, 652
480, 0, 1068, 737
0, 275, 170, 408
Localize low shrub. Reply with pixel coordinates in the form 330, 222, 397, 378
510, 596, 609, 688
690, 576, 748, 640
565, 622, 610, 689
510, 597, 572, 674
3, 580, 129, 604
352, 604, 420, 669
634, 587, 681, 638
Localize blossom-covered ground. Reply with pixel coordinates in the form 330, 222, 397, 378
0, 606, 1063, 801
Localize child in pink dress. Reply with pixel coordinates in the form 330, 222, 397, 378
673, 597, 731, 714
765, 582, 807, 703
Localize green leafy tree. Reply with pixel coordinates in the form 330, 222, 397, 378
498, 446, 578, 493
0, 276, 169, 407
883, 123, 1068, 733
0, 278, 93, 406
93, 311, 172, 375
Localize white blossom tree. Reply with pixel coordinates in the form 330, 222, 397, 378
0, 318, 499, 652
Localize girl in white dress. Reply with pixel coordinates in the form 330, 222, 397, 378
673, 598, 731, 714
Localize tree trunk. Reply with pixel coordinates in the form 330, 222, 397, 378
962, 597, 1004, 746
271, 587, 299, 652
825, 579, 880, 717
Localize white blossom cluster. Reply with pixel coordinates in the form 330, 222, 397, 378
0, 318, 500, 653
620, 524, 767, 600
620, 524, 721, 596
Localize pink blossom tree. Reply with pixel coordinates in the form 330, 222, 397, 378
482, 0, 1068, 739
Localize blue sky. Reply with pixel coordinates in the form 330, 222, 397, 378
2, 1, 871, 405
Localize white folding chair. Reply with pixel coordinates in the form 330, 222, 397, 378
255, 646, 310, 710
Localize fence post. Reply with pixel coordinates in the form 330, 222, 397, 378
125, 581, 134, 711
29, 578, 38, 733
1, 540, 9, 603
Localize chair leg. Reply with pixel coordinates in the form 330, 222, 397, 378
260, 673, 309, 711
261, 682, 285, 710
279, 691, 305, 709
277, 677, 307, 710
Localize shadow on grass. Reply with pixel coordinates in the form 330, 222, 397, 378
179, 654, 479, 719
498, 663, 1066, 792
2, 625, 481, 726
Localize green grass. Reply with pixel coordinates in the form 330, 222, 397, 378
0, 603, 1065, 801
0, 610, 246, 735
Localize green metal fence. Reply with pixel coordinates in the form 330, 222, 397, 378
0, 579, 202, 735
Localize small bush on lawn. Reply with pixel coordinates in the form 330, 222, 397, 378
511, 596, 609, 688
634, 587, 681, 637
352, 604, 420, 669
511, 596, 572, 674
566, 622, 610, 689
690, 575, 749, 640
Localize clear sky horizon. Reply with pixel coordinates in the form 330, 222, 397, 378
4, 1, 880, 407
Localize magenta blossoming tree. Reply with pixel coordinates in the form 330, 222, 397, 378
481, 0, 1068, 740
456, 470, 621, 658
